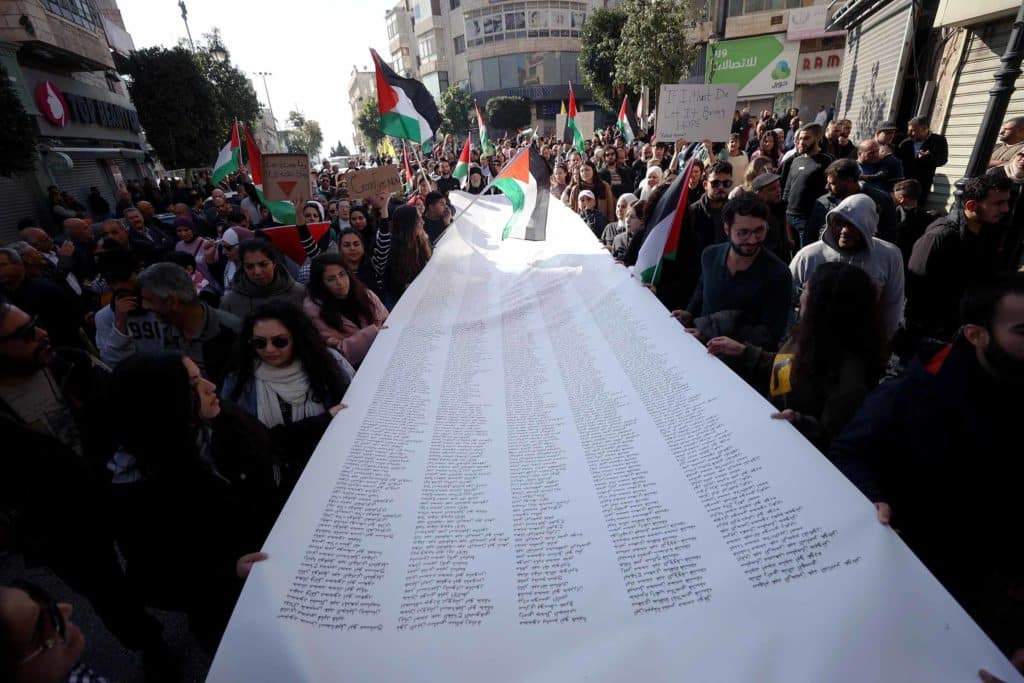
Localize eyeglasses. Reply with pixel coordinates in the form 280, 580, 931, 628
0, 315, 40, 343
709, 179, 734, 189
250, 335, 291, 350
733, 225, 768, 240
13, 580, 67, 667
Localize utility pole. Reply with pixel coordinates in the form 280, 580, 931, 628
178, 0, 194, 52
255, 71, 276, 123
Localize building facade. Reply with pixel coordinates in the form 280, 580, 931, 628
348, 66, 376, 153
0, 0, 148, 240
384, 0, 614, 137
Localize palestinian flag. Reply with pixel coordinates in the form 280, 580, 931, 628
370, 48, 441, 146
402, 141, 414, 193
453, 134, 471, 180
492, 146, 551, 241
475, 101, 494, 156
564, 83, 585, 154
244, 124, 296, 225
635, 158, 696, 284
212, 121, 241, 185
260, 222, 331, 265
617, 95, 635, 144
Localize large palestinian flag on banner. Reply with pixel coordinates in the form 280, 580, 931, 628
492, 147, 551, 241
634, 158, 697, 284
370, 48, 442, 146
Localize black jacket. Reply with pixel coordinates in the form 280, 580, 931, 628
829, 337, 1023, 655
906, 212, 1006, 340
808, 185, 898, 244
896, 134, 949, 197
599, 164, 636, 199
687, 194, 726, 250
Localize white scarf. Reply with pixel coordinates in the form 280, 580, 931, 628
253, 360, 324, 428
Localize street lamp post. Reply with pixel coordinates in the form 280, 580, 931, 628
255, 71, 276, 123
178, 0, 194, 52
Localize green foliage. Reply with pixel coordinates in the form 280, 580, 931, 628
615, 0, 701, 103
438, 84, 474, 137
116, 46, 221, 169
356, 98, 385, 152
578, 8, 635, 112
286, 111, 324, 160
329, 141, 351, 157
192, 32, 261, 140
0, 64, 37, 177
485, 96, 531, 134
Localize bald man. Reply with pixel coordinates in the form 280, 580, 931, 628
857, 139, 904, 194
988, 116, 1024, 169
20, 225, 82, 295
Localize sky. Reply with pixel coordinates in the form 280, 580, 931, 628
115, 0, 394, 158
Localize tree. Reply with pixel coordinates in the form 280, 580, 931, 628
578, 8, 636, 112
485, 96, 531, 135
0, 64, 37, 177
356, 97, 385, 152
615, 0, 700, 106
329, 141, 351, 157
438, 84, 474, 137
116, 46, 221, 169
192, 29, 261, 141
286, 111, 324, 160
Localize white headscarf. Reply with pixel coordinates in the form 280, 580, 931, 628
253, 360, 325, 428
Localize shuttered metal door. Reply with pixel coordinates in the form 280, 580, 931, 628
932, 21, 1022, 211
835, 0, 915, 143
0, 174, 43, 244
50, 157, 116, 212
116, 158, 142, 184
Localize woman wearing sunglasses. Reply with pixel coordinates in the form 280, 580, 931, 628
109, 351, 281, 654
222, 301, 352, 471
0, 580, 106, 683
304, 253, 388, 368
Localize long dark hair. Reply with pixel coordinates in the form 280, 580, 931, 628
387, 204, 431, 295
226, 300, 349, 404
308, 253, 381, 330
580, 160, 609, 199
111, 351, 202, 478
792, 262, 886, 386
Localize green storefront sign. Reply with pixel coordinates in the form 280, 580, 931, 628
706, 34, 799, 98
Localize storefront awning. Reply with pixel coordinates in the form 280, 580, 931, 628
41, 146, 144, 160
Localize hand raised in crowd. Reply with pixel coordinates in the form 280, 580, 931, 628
113, 292, 139, 333
57, 240, 76, 257
706, 336, 744, 357
236, 552, 269, 579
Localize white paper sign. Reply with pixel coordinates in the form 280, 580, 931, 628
555, 110, 595, 141
655, 84, 738, 142
208, 193, 1022, 683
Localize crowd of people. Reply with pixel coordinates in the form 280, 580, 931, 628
1, 107, 1023, 681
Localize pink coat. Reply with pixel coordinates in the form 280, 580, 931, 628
303, 292, 388, 367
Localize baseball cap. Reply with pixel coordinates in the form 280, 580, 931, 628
579, 190, 595, 201
751, 173, 781, 192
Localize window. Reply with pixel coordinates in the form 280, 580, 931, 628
727, 0, 801, 15
418, 35, 436, 60
453, 35, 465, 55
387, 12, 400, 39
450, 0, 460, 8
465, 2, 587, 47
42, 0, 102, 32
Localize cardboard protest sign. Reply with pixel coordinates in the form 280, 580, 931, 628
262, 154, 312, 203
555, 111, 595, 141
655, 84, 739, 143
347, 165, 403, 199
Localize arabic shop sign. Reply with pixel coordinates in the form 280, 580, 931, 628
706, 34, 799, 98
33, 80, 141, 133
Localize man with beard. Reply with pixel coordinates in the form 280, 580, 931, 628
906, 173, 1012, 341
435, 160, 460, 195
830, 273, 1024, 674
671, 194, 792, 349
688, 160, 733, 249
779, 122, 833, 248
0, 298, 174, 676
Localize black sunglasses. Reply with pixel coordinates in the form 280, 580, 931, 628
250, 335, 290, 350
0, 315, 39, 343
12, 580, 67, 666
709, 179, 733, 189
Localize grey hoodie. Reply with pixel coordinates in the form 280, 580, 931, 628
790, 194, 905, 339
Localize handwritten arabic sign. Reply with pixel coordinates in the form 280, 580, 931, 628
347, 165, 403, 198
655, 85, 738, 143
263, 154, 312, 203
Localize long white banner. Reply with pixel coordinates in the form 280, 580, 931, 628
209, 192, 1020, 681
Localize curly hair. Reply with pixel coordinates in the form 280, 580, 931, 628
386, 204, 432, 296
307, 253, 382, 331
792, 262, 887, 387
225, 300, 349, 405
